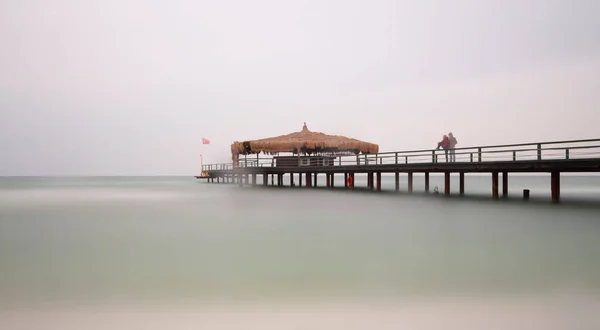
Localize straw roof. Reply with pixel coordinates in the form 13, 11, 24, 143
231, 123, 379, 155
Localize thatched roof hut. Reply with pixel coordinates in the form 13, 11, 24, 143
231, 123, 379, 155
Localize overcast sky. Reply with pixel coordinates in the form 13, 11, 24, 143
1, 0, 599, 175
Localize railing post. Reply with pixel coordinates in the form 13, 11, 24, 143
513, 151, 516, 161
380, 157, 382, 165
364, 154, 367, 165
432, 150, 436, 163
478, 148, 482, 162
356, 155, 359, 165
537, 143, 542, 161
566, 149, 570, 160
395, 152, 398, 164
339, 157, 341, 166
244, 155, 247, 167
469, 153, 473, 163
405, 156, 408, 164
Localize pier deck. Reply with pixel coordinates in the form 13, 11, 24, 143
197, 138, 600, 203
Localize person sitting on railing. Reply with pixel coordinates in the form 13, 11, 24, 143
436, 135, 450, 162
448, 132, 458, 162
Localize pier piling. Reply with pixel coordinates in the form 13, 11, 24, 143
492, 172, 499, 199
551, 171, 560, 203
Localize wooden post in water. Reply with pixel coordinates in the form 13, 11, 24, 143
395, 171, 400, 192
492, 172, 499, 199
326, 173, 331, 188
424, 172, 430, 192
444, 172, 450, 195
271, 174, 274, 186
306, 173, 311, 187
251, 173, 257, 186
502, 171, 508, 198
459, 172, 465, 195
350, 173, 355, 189
376, 172, 381, 192
290, 173, 294, 187
331, 173, 335, 188
408, 172, 413, 193
263, 173, 268, 186
551, 171, 560, 203
344, 173, 348, 188
299, 173, 303, 187
314, 173, 318, 187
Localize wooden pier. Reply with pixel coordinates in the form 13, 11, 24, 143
197, 138, 600, 203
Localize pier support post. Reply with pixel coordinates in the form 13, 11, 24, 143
551, 171, 560, 203
290, 173, 295, 187
492, 172, 499, 199
299, 173, 303, 187
425, 172, 430, 192
251, 173, 256, 186
326, 173, 331, 188
395, 171, 399, 192
306, 173, 311, 187
444, 172, 450, 195
376, 172, 381, 192
368, 172, 374, 190
331, 173, 335, 188
217, 177, 220, 183
408, 172, 413, 193
344, 173, 348, 188
459, 172, 465, 195
279, 174, 284, 187
271, 174, 274, 186
350, 173, 355, 189
238, 173, 243, 187
245, 174, 249, 185
502, 171, 508, 198
314, 173, 318, 187
263, 173, 268, 186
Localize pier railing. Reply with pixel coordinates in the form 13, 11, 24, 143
202, 138, 600, 171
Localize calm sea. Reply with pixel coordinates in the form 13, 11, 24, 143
1, 174, 600, 307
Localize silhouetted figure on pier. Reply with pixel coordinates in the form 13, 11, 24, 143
448, 132, 458, 162
436, 135, 450, 162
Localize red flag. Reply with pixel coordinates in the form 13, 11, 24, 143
202, 138, 210, 145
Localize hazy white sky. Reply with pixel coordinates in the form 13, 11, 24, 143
1, 0, 599, 175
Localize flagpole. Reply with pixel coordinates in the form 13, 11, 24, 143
199, 153, 203, 176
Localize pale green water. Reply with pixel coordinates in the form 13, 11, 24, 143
1, 175, 600, 306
